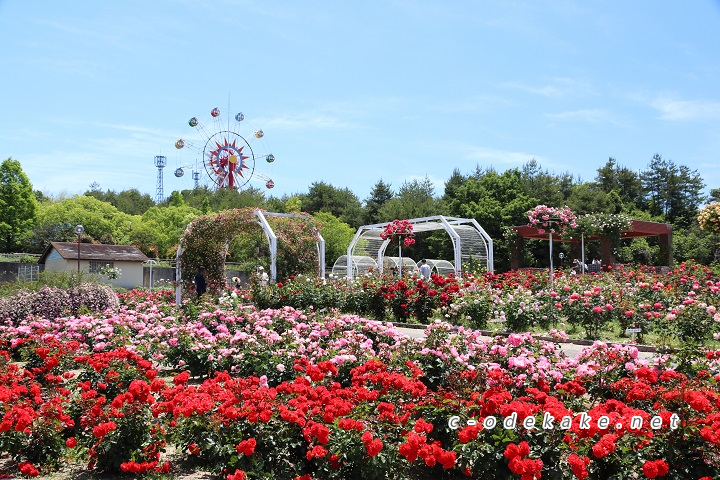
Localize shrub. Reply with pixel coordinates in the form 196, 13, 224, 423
0, 283, 118, 326
67, 283, 119, 315
0, 291, 33, 325
70, 349, 166, 473
30, 286, 71, 321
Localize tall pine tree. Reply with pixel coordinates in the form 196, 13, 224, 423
363, 179, 394, 224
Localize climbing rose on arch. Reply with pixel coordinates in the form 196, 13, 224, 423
179, 207, 321, 292
380, 219, 415, 247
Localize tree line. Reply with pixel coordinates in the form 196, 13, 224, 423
1, 155, 718, 272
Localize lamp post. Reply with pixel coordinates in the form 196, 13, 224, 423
549, 229, 554, 291
147, 259, 157, 289
75, 225, 84, 274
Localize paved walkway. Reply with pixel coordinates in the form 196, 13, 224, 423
394, 326, 657, 360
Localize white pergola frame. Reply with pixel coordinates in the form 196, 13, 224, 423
345, 215, 493, 281
176, 210, 325, 303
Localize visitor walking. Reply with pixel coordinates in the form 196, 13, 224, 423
419, 259, 431, 279
194, 268, 207, 297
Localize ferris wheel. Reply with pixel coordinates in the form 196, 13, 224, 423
174, 107, 275, 190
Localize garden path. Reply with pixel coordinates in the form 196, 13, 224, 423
394, 326, 656, 360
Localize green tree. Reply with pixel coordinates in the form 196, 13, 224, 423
34, 189, 50, 203
378, 177, 438, 221
84, 188, 155, 215
299, 181, 364, 228
168, 190, 185, 207
286, 196, 302, 213
519, 160, 571, 206
566, 183, 610, 215
33, 195, 138, 250
115, 189, 155, 215
128, 221, 162, 258
640, 154, 705, 228
226, 224, 267, 268
313, 211, 355, 267
443, 168, 467, 201
673, 224, 717, 264
141, 204, 201, 257
24, 222, 77, 253
176, 186, 265, 212
448, 169, 533, 238
669, 165, 705, 228
595, 158, 644, 209
0, 158, 38, 253
264, 196, 287, 213
446, 168, 535, 271
172, 186, 211, 209
200, 197, 211, 214
363, 179, 394, 225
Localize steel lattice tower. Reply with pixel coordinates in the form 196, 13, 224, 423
154, 155, 167, 203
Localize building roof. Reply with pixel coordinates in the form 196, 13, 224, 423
39, 242, 149, 264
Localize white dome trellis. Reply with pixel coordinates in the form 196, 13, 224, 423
382, 256, 418, 273
346, 215, 493, 281
419, 259, 456, 275
332, 255, 377, 278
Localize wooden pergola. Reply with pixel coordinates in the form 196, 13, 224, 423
510, 219, 673, 269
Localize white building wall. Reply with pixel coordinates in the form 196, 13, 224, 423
43, 248, 145, 289
108, 261, 144, 289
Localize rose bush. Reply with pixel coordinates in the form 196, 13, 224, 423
698, 201, 720, 235
1, 264, 720, 478
527, 205, 578, 236
380, 219, 416, 247
2, 312, 720, 478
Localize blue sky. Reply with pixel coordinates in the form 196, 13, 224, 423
2, 1, 719, 204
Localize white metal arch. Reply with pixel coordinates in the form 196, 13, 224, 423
345, 215, 493, 281
175, 210, 325, 303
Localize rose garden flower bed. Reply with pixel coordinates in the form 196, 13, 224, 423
251, 262, 720, 349
2, 286, 720, 479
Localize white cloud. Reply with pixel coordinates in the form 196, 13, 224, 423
260, 114, 355, 130
502, 77, 596, 97
651, 97, 720, 121
545, 108, 624, 126
463, 147, 549, 166
432, 94, 515, 114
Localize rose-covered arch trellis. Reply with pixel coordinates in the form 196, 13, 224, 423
175, 208, 324, 299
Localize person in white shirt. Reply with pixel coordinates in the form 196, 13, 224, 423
257, 266, 269, 286
419, 259, 431, 279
